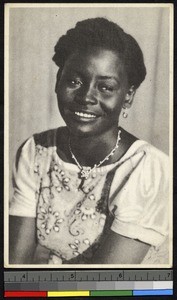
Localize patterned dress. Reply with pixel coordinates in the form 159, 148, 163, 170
10, 128, 170, 265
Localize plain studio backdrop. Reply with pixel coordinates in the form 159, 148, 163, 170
8, 6, 171, 197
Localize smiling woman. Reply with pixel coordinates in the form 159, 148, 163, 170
9, 17, 169, 266
56, 48, 133, 139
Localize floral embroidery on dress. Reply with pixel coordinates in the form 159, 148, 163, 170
50, 163, 71, 192
34, 143, 109, 262
38, 205, 64, 234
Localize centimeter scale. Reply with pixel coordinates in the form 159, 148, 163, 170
4, 269, 173, 297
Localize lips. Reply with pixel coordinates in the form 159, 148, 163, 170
66, 108, 101, 122
74, 111, 96, 119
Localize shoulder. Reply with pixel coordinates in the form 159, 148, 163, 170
33, 126, 67, 147
120, 128, 168, 167
135, 142, 169, 190
132, 140, 169, 173
138, 140, 168, 159
15, 127, 67, 167
111, 140, 169, 199
120, 138, 168, 170
17, 127, 67, 151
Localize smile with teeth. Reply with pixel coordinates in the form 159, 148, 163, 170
74, 111, 96, 118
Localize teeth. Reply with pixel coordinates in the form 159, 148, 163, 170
75, 111, 96, 118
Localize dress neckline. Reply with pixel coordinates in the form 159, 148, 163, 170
52, 128, 148, 173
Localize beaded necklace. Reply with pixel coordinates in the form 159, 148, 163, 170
69, 129, 121, 180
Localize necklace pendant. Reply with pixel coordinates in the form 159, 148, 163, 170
69, 129, 121, 179
80, 167, 91, 179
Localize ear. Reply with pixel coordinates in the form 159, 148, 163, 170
123, 86, 136, 109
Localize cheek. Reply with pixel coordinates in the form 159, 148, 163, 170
56, 89, 66, 114
57, 84, 76, 103
56, 91, 67, 110
100, 94, 124, 116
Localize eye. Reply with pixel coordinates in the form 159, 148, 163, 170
68, 78, 83, 87
99, 84, 114, 93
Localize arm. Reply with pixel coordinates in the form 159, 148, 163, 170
9, 138, 39, 264
9, 216, 37, 264
91, 229, 150, 264
91, 146, 167, 265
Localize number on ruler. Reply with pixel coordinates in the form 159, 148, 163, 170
70, 273, 75, 279
21, 274, 26, 282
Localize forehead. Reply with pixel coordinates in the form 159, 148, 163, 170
63, 47, 127, 79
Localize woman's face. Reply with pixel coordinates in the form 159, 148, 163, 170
56, 47, 130, 137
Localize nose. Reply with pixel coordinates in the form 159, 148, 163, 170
75, 84, 98, 105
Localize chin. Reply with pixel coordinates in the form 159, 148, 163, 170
67, 125, 97, 138
67, 123, 116, 139
62, 113, 118, 138
63, 116, 99, 137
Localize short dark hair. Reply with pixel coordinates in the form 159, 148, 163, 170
53, 17, 146, 89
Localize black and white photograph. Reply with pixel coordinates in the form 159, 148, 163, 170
5, 3, 173, 267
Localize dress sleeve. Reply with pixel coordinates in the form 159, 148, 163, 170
110, 144, 169, 248
9, 136, 38, 217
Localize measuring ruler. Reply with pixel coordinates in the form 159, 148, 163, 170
4, 270, 173, 297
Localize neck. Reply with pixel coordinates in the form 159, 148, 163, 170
69, 127, 120, 167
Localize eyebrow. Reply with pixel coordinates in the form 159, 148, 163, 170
97, 76, 119, 83
64, 68, 120, 84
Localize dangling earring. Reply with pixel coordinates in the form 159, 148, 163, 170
122, 109, 128, 118
122, 86, 135, 118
